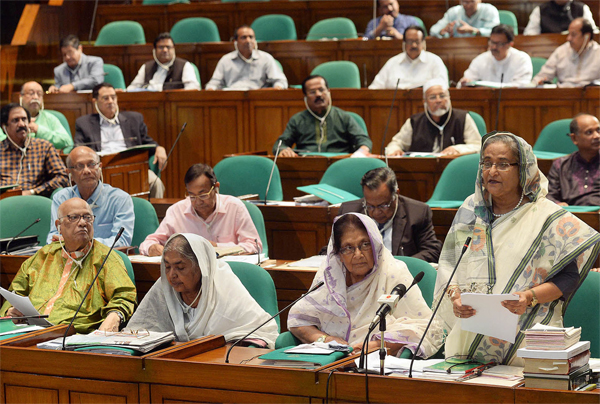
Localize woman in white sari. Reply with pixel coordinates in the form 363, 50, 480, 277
127, 233, 278, 347
434, 132, 600, 365
288, 213, 440, 358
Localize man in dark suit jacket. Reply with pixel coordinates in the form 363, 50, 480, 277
74, 83, 167, 197
338, 167, 442, 262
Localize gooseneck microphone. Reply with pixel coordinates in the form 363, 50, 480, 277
370, 284, 407, 326
264, 140, 282, 205
149, 122, 187, 196
494, 74, 504, 131
380, 78, 401, 156
225, 280, 325, 363
3, 218, 41, 254
61, 227, 125, 350
408, 237, 472, 378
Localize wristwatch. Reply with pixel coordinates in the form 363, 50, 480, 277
529, 289, 539, 307
315, 335, 327, 343
111, 310, 125, 323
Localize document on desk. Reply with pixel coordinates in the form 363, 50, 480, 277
0, 287, 53, 326
286, 255, 326, 268
460, 293, 519, 343
128, 255, 162, 264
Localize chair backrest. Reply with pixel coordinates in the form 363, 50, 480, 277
564, 270, 599, 357
412, 16, 428, 36
190, 62, 201, 86
533, 119, 577, 154
346, 111, 368, 136
530, 57, 547, 78
311, 61, 360, 89
0, 195, 52, 244
95, 21, 146, 46
251, 14, 297, 42
306, 17, 357, 40
113, 249, 136, 285
394, 256, 437, 307
227, 261, 280, 330
213, 156, 283, 201
468, 111, 487, 137
44, 109, 71, 137
273, 59, 284, 73
319, 158, 387, 198
498, 10, 518, 35
131, 197, 160, 252
103, 64, 126, 90
242, 200, 269, 257
170, 17, 220, 43
427, 153, 480, 208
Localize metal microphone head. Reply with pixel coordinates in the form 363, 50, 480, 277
181, 122, 187, 130
308, 281, 325, 293
34, 218, 41, 223
462, 237, 472, 253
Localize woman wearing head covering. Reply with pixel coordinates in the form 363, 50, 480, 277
434, 132, 600, 365
127, 233, 278, 347
288, 213, 441, 358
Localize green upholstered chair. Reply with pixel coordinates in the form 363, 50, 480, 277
468, 111, 487, 137
306, 18, 358, 40
275, 331, 302, 349
213, 156, 283, 201
142, 0, 189, 4
412, 16, 428, 36
498, 10, 518, 35
190, 62, 201, 86
319, 158, 387, 198
131, 197, 160, 253
95, 21, 146, 45
228, 261, 280, 331
311, 61, 361, 89
0, 195, 52, 246
44, 109, 72, 137
113, 249, 136, 285
251, 14, 297, 42
170, 17, 220, 43
346, 111, 368, 136
426, 153, 480, 208
241, 200, 269, 258
103, 64, 126, 90
530, 56, 547, 78
394, 256, 437, 307
274, 59, 284, 73
564, 271, 599, 357
532, 119, 576, 159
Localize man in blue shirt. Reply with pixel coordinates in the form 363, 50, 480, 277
430, 0, 500, 38
365, 0, 418, 40
47, 146, 134, 248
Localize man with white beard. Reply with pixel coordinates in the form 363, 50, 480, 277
385, 78, 481, 156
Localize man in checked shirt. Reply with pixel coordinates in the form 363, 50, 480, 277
0, 104, 68, 196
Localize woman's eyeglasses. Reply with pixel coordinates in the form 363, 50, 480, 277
480, 161, 519, 171
339, 241, 372, 256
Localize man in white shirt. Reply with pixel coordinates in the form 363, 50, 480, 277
533, 18, 600, 87
369, 26, 448, 90
459, 24, 533, 87
127, 32, 200, 91
524, 0, 597, 35
430, 0, 500, 38
386, 78, 481, 156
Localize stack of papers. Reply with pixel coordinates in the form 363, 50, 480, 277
355, 351, 446, 377
523, 323, 581, 350
38, 330, 174, 354
285, 341, 352, 354
285, 255, 326, 268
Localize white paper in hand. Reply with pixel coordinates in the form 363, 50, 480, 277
460, 293, 519, 343
0, 287, 53, 326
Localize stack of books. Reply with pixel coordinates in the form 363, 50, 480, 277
518, 324, 591, 390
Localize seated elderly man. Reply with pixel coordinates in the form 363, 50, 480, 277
548, 114, 600, 206
0, 103, 68, 196
533, 18, 600, 87
49, 35, 104, 94
127, 32, 200, 91
140, 163, 262, 256
338, 167, 442, 262
0, 82, 73, 151
430, 0, 500, 38
386, 78, 481, 156
47, 146, 134, 247
524, 0, 597, 35
273, 75, 372, 157
206, 25, 287, 90
0, 198, 136, 333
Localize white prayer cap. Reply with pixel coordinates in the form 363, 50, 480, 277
423, 78, 449, 94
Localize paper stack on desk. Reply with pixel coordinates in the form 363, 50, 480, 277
522, 323, 581, 350
38, 330, 174, 354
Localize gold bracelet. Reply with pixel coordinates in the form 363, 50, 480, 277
447, 286, 461, 300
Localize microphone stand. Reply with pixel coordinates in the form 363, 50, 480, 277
3, 218, 40, 254
494, 74, 504, 131
149, 122, 187, 194
264, 140, 282, 205
380, 78, 400, 155
408, 237, 472, 378
379, 315, 386, 376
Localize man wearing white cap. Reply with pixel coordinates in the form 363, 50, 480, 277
385, 78, 481, 156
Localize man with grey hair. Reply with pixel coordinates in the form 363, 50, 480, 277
49, 35, 104, 93
386, 78, 481, 156
338, 167, 442, 262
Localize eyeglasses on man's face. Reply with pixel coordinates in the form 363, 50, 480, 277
364, 194, 397, 212
59, 214, 96, 223
69, 162, 100, 171
480, 161, 519, 171
339, 241, 372, 256
186, 185, 215, 201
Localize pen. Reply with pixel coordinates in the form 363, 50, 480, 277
457, 369, 482, 382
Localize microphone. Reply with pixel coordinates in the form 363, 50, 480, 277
3, 218, 40, 254
61, 227, 125, 350
408, 237, 472, 378
494, 73, 504, 131
225, 280, 325, 363
380, 78, 400, 155
149, 122, 187, 195
370, 283, 406, 325
264, 140, 282, 204
255, 238, 261, 266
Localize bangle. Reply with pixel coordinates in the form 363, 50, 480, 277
447, 286, 461, 300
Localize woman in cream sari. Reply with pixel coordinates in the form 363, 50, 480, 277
434, 132, 600, 365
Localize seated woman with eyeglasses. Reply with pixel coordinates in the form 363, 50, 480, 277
288, 213, 441, 357
433, 132, 600, 366
139, 163, 261, 256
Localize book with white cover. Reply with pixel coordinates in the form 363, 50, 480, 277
517, 341, 590, 360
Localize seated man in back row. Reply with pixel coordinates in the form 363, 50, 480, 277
1, 198, 136, 333
273, 75, 372, 157
140, 163, 262, 256
386, 78, 481, 156
49, 35, 104, 94
338, 167, 442, 262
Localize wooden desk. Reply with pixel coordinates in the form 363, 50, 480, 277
99, 149, 150, 197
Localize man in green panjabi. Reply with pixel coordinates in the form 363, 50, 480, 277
0, 198, 136, 333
